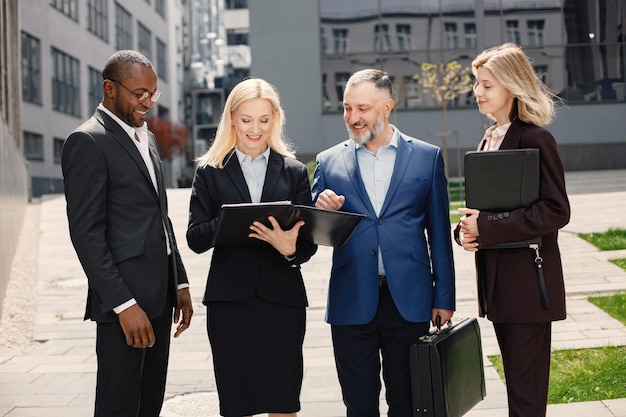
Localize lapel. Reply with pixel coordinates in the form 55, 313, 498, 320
379, 133, 412, 217
499, 118, 525, 150
223, 150, 253, 202
260, 150, 283, 202
95, 109, 157, 194
341, 140, 377, 216
148, 134, 164, 196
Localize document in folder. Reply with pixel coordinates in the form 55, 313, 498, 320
212, 201, 366, 247
464, 149, 541, 249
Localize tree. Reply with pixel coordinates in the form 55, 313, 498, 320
147, 116, 190, 159
413, 61, 474, 178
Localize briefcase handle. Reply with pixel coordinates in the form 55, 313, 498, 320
418, 315, 453, 343
435, 315, 452, 333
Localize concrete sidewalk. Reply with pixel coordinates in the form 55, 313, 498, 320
1, 170, 626, 416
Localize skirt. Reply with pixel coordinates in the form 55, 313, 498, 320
207, 292, 306, 416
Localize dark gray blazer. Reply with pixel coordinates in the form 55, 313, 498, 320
62, 109, 188, 322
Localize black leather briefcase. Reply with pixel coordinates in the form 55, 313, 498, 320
409, 317, 486, 417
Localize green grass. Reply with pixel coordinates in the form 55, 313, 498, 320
611, 258, 626, 270
489, 345, 626, 404
589, 292, 626, 325
578, 228, 626, 251
489, 290, 626, 404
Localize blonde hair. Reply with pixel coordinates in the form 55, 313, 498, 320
472, 43, 556, 126
196, 78, 295, 169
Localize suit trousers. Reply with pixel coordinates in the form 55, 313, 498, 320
94, 306, 173, 417
331, 283, 429, 417
493, 322, 552, 417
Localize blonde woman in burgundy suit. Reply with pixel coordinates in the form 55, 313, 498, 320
456, 43, 570, 417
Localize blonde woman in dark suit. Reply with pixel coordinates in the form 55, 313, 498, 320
456, 43, 570, 417
187, 78, 317, 417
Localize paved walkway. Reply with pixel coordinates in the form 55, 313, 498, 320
1, 170, 626, 416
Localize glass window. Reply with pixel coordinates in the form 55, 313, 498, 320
334, 72, 350, 111
506, 20, 521, 45
397, 24, 412, 52
374, 24, 391, 52
24, 131, 44, 161
53, 138, 65, 164
88, 66, 102, 113
226, 29, 249, 45
319, 0, 626, 109
138, 22, 152, 59
155, 0, 166, 18
115, 3, 132, 50
50, 0, 78, 21
87, 0, 108, 41
527, 20, 545, 47
333, 29, 348, 54
444, 23, 458, 49
464, 23, 476, 49
21, 32, 41, 104
225, 0, 248, 9
156, 38, 168, 82
51, 47, 80, 117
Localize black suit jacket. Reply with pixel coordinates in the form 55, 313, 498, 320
186, 150, 317, 307
62, 109, 188, 322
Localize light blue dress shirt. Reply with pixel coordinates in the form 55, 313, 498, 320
355, 126, 399, 276
235, 146, 271, 203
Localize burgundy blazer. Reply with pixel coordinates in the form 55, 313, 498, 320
466, 118, 570, 323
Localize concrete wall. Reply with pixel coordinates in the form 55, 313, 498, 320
0, 120, 29, 315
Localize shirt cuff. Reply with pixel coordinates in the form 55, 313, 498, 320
113, 298, 137, 314
177, 283, 190, 290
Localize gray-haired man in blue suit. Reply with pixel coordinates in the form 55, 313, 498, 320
312, 69, 456, 417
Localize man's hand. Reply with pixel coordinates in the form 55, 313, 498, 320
315, 189, 346, 211
431, 308, 454, 328
174, 287, 193, 338
118, 304, 155, 348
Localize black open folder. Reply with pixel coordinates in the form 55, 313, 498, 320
212, 201, 366, 247
464, 149, 542, 249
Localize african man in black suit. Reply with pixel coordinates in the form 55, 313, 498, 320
62, 50, 193, 417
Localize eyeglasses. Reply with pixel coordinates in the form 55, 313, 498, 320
109, 79, 162, 103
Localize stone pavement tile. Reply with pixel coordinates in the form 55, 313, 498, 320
605, 399, 626, 417
547, 401, 619, 417
2, 407, 92, 417
0, 393, 77, 408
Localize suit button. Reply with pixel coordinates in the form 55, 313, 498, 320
498, 213, 504, 219
371, 250, 377, 256
377, 219, 383, 225
504, 212, 509, 218
487, 215, 493, 221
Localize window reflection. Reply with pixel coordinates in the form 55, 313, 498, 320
319, 0, 626, 111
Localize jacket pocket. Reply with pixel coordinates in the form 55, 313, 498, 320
111, 239, 145, 263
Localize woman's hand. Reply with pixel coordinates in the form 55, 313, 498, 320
249, 216, 304, 257
458, 208, 481, 252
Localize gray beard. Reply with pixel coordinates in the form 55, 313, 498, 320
347, 115, 385, 145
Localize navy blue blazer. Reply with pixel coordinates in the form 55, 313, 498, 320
62, 109, 188, 322
186, 150, 317, 308
312, 131, 456, 325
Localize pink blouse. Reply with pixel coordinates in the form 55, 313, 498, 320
478, 122, 511, 151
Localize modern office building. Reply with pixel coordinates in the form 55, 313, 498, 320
247, 0, 626, 175
20, 0, 187, 197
